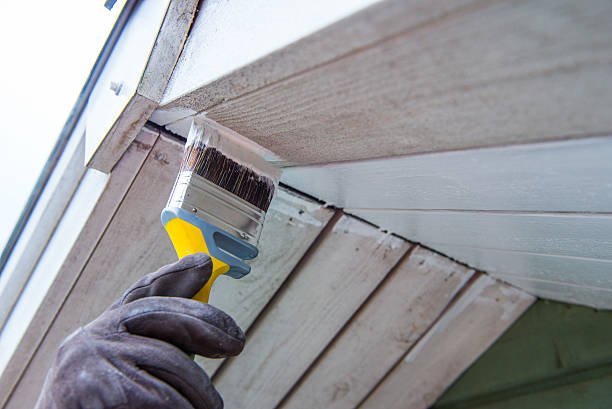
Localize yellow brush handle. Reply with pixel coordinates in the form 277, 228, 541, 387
164, 218, 230, 303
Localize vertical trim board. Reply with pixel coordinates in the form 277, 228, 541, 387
0, 170, 109, 382
359, 275, 535, 409
213, 215, 410, 409
280, 246, 475, 409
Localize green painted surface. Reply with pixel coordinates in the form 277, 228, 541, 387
433, 300, 612, 409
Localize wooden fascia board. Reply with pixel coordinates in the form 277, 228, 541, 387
155, 0, 612, 166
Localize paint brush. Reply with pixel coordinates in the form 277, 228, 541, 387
161, 118, 281, 302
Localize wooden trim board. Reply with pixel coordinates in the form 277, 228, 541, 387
158, 0, 612, 165
156, 0, 470, 117
348, 209, 612, 308
359, 275, 535, 409
492, 275, 612, 310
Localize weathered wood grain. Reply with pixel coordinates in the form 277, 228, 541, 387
359, 275, 535, 409
88, 94, 157, 173
138, 0, 199, 102
163, 0, 612, 165
2, 132, 180, 409
280, 247, 475, 409
196, 189, 335, 375
158, 0, 473, 118
213, 215, 410, 409
283, 136, 612, 213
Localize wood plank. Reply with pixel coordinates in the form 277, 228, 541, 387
1, 132, 179, 409
157, 0, 472, 118
283, 136, 612, 213
0, 128, 157, 405
280, 247, 475, 409
351, 210, 612, 261
0, 128, 157, 407
493, 275, 612, 310
213, 215, 410, 409
87, 0, 198, 173
359, 275, 535, 409
196, 189, 335, 375
162, 0, 612, 165
431, 244, 612, 290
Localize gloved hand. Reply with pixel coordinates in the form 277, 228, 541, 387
35, 253, 245, 409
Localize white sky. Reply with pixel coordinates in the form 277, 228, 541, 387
0, 1, 123, 252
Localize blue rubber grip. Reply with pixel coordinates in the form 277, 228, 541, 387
161, 207, 258, 279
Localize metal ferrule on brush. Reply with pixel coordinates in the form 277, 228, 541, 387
162, 117, 281, 300
167, 171, 265, 246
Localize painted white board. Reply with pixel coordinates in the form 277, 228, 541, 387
0, 122, 86, 330
85, 0, 169, 166
283, 136, 612, 213
352, 210, 612, 261
0, 169, 108, 376
432, 244, 612, 290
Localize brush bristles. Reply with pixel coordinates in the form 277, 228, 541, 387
182, 143, 275, 211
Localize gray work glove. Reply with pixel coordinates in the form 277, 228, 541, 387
35, 253, 245, 409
